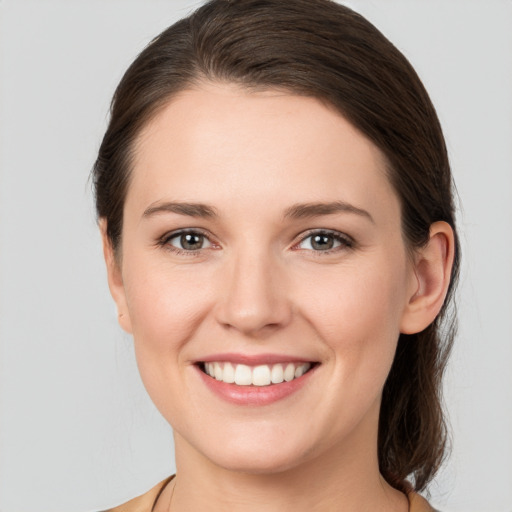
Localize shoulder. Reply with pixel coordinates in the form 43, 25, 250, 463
408, 490, 440, 512
101, 476, 174, 512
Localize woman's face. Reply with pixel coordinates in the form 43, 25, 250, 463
108, 83, 419, 474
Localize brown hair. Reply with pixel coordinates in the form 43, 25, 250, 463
93, 0, 460, 492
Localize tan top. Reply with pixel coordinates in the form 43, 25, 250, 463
105, 476, 437, 512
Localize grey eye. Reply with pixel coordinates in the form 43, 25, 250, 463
298, 232, 349, 251
310, 234, 336, 250
170, 232, 211, 251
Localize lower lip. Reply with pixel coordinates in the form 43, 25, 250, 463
195, 365, 316, 406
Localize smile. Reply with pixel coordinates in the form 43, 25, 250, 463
195, 355, 318, 405
201, 361, 312, 386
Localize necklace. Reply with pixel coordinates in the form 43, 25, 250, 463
151, 476, 176, 512
167, 478, 176, 512
156, 475, 413, 512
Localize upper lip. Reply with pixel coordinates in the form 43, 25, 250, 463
196, 353, 317, 365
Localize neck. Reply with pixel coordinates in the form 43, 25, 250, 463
166, 417, 408, 512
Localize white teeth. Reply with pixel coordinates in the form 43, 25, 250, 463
203, 361, 312, 386
295, 365, 306, 378
271, 364, 284, 384
284, 363, 295, 382
234, 364, 253, 386
223, 362, 235, 383
252, 365, 271, 386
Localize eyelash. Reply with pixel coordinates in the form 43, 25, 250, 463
157, 228, 354, 256
292, 229, 354, 255
157, 229, 215, 256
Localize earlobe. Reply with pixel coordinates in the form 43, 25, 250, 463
400, 221, 455, 334
99, 219, 133, 334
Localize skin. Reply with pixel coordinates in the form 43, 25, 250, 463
103, 82, 454, 512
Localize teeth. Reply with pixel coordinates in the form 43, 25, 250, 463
223, 362, 235, 383
271, 364, 284, 384
214, 362, 223, 380
295, 365, 306, 378
234, 364, 252, 385
252, 365, 271, 386
284, 363, 295, 382
203, 361, 311, 386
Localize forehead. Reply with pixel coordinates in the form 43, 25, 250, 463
128, 83, 399, 221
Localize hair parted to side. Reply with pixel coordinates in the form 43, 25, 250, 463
93, 0, 460, 493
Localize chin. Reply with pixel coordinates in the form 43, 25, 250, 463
188, 427, 317, 476
208, 447, 310, 475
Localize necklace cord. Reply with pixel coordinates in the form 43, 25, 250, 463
151, 475, 175, 512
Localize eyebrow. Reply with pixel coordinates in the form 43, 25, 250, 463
142, 200, 373, 223
283, 201, 374, 223
143, 201, 218, 219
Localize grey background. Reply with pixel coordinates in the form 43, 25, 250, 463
0, 1, 511, 511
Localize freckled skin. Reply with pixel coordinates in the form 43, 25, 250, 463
106, 83, 426, 511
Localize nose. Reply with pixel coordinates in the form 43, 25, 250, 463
214, 247, 292, 337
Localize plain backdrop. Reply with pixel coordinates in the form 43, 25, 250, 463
0, 1, 511, 511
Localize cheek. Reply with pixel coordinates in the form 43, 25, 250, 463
299, 261, 407, 334
294, 256, 410, 374
122, 260, 218, 418
121, 256, 217, 395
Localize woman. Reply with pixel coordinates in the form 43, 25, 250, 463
94, 0, 459, 510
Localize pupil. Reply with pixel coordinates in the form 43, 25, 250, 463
312, 234, 333, 250
181, 233, 203, 250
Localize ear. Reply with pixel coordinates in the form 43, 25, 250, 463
99, 219, 133, 334
400, 221, 455, 334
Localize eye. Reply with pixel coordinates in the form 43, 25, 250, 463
165, 230, 212, 251
296, 230, 352, 252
